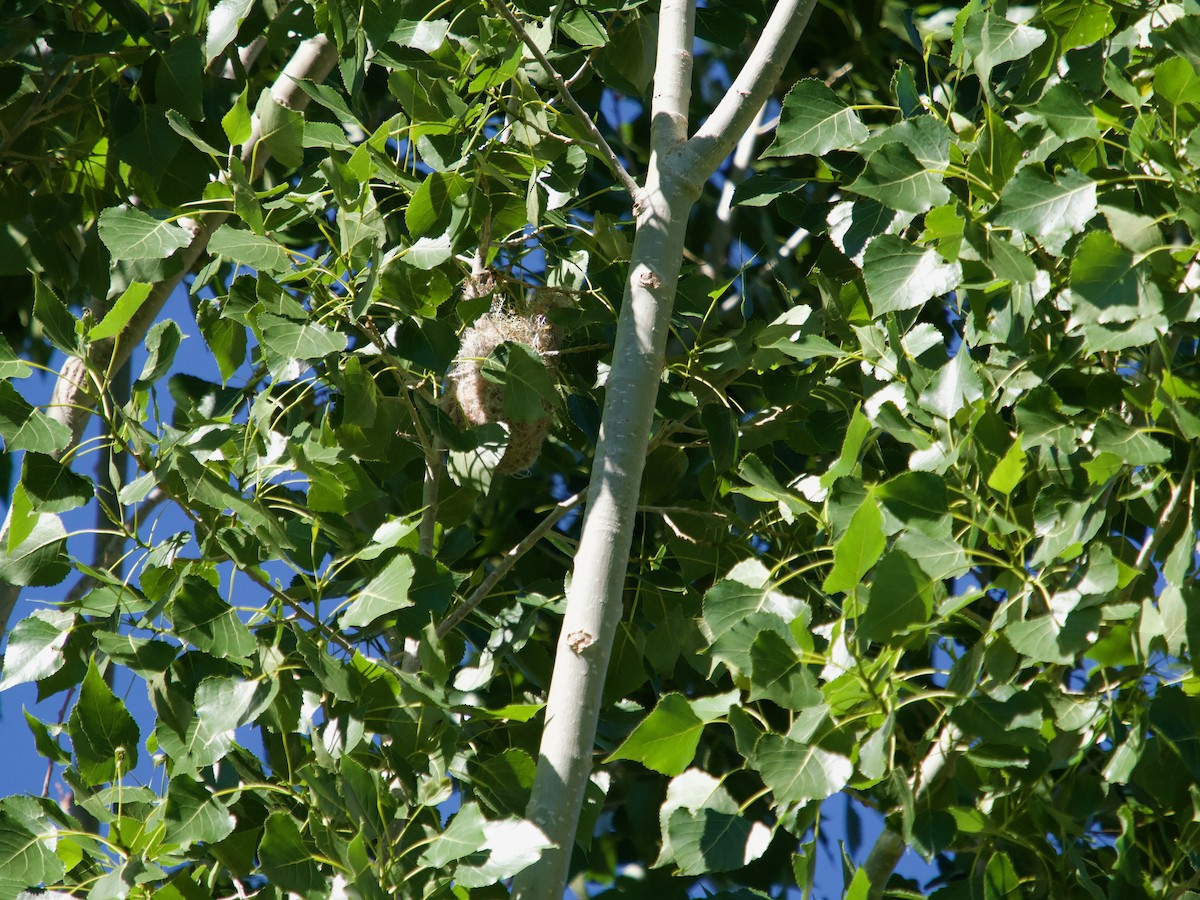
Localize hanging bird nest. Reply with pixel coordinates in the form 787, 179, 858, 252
447, 287, 571, 473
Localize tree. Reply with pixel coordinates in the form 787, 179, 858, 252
3, 0, 1200, 898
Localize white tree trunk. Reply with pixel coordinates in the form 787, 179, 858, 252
513, 2, 817, 897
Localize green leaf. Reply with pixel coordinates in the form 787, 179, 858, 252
155, 35, 204, 120
823, 495, 885, 594
917, 350, 984, 420
987, 437, 1026, 495
992, 167, 1097, 255
0, 608, 73, 691
0, 334, 30, 379
406, 171, 471, 240
205, 0, 255, 64
858, 550, 932, 644
259, 313, 347, 364
764, 79, 868, 158
480, 341, 557, 423
1006, 608, 1101, 664
222, 85, 252, 145
703, 559, 808, 641
455, 818, 553, 888
1043, 0, 1114, 50
0, 808, 65, 894
90, 282, 153, 340
34, 278, 79, 354
755, 734, 853, 804
963, 12, 1046, 88
985, 851, 1020, 900
376, 18, 450, 53
253, 87, 305, 169
607, 693, 705, 775
208, 224, 291, 273
164, 776, 236, 846
419, 802, 486, 868
875, 471, 949, 535
172, 575, 256, 658
1027, 82, 1098, 142
68, 659, 140, 785
258, 812, 327, 897
0, 511, 69, 587
341, 554, 416, 630
862, 235, 961, 315
0, 381, 71, 454
666, 807, 771, 875
1067, 231, 1163, 326
97, 206, 192, 260
1161, 15, 1200, 71
167, 109, 225, 156
169, 675, 275, 771
20, 452, 92, 513
1091, 414, 1170, 466
135, 319, 183, 390
848, 143, 950, 214
560, 8, 607, 48
747, 630, 821, 710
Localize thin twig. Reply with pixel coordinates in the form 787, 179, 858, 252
435, 490, 586, 638
487, 0, 642, 201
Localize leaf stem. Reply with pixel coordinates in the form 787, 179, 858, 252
487, 0, 642, 201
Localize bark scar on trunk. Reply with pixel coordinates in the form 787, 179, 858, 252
565, 630, 595, 653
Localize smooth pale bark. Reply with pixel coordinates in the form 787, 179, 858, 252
0, 35, 338, 639
513, 2, 817, 898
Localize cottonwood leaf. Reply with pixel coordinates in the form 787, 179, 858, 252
0, 609, 73, 691
205, 0, 255, 63
481, 342, 557, 423
164, 776, 236, 846
764, 79, 868, 157
341, 554, 416, 630
259, 812, 326, 896
748, 630, 821, 710
755, 735, 853, 804
90, 283, 153, 341
20, 453, 92, 514
0, 810, 64, 894
862, 235, 961, 315
172, 576, 256, 658
1067, 231, 1163, 326
666, 808, 771, 875
208, 224, 291, 273
607, 693, 704, 775
702, 559, 807, 640
822, 495, 885, 594
848, 142, 950, 213
0, 382, 71, 455
98, 206, 192, 259
917, 350, 983, 420
253, 88, 304, 168
858, 550, 932, 644
457, 819, 553, 887
992, 167, 1097, 255
68, 660, 140, 786
0, 511, 69, 587
963, 12, 1046, 87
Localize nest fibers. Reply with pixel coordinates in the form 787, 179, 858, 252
448, 288, 570, 473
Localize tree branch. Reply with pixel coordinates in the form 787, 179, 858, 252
436, 490, 585, 640
650, 0, 696, 158
669, 0, 818, 185
487, 0, 642, 201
